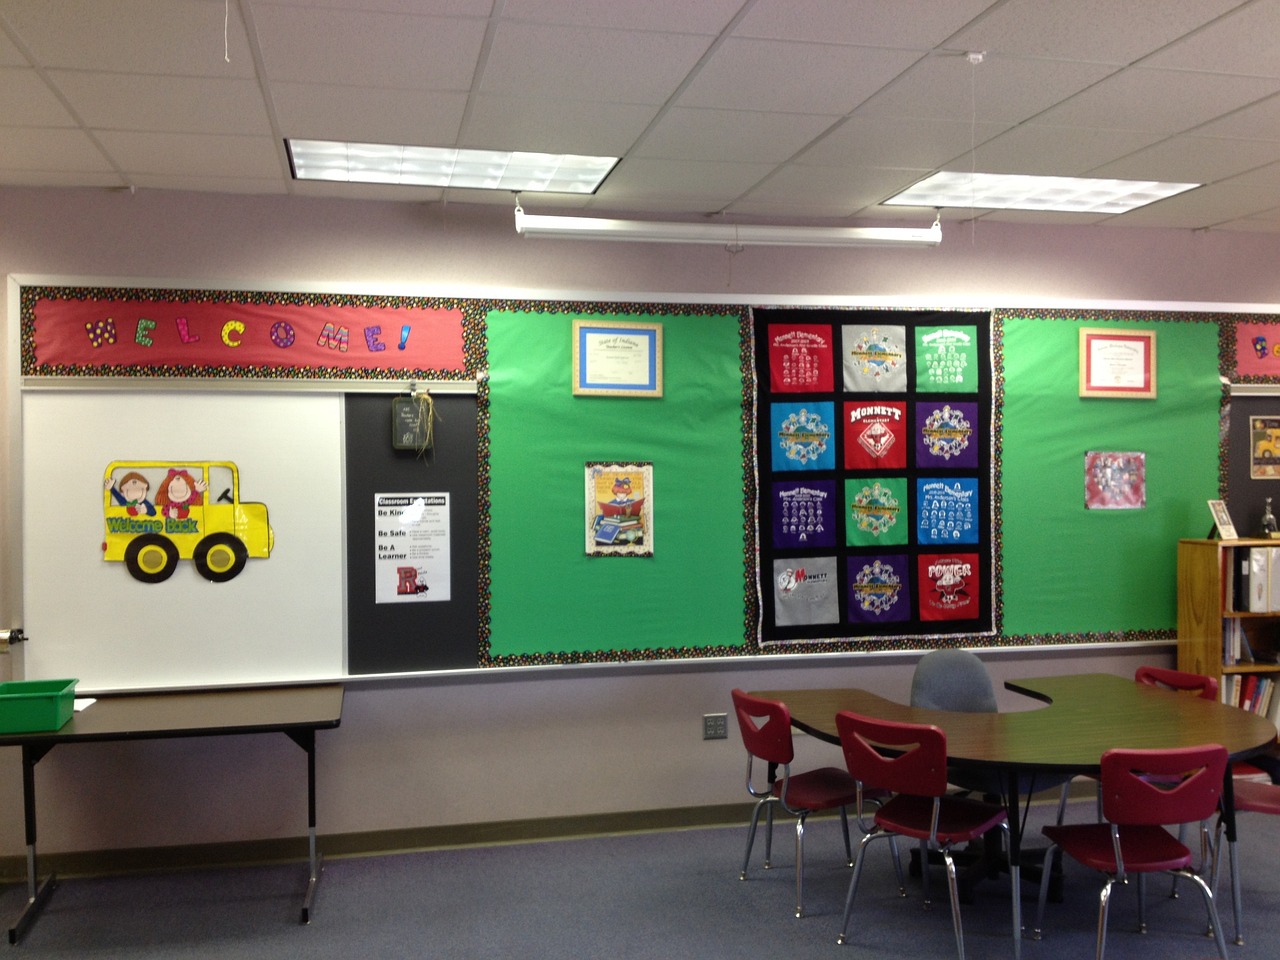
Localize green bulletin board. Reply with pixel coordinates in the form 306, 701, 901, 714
485, 306, 751, 662
998, 314, 1221, 638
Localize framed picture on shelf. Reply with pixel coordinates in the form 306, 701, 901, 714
572, 320, 663, 397
1208, 499, 1239, 540
1078, 328, 1156, 398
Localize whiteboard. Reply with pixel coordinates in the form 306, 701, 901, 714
22, 390, 346, 691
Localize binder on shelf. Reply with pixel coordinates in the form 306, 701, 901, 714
1247, 546, 1280, 612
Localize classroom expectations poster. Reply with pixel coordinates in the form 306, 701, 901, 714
374, 493, 451, 603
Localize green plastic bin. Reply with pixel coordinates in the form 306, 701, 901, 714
0, 680, 78, 733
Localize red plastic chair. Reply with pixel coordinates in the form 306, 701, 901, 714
731, 690, 895, 918
1033, 744, 1230, 960
1212, 776, 1280, 945
834, 710, 1020, 960
1134, 665, 1219, 701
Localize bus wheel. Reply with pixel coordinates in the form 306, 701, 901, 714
124, 534, 179, 583
194, 533, 248, 582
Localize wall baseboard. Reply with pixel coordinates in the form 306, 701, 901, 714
0, 780, 1099, 883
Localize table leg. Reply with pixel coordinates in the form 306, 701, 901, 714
9, 744, 57, 945
285, 729, 322, 924
1219, 770, 1243, 946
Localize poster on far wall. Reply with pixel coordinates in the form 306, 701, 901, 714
1250, 416, 1280, 479
373, 493, 451, 603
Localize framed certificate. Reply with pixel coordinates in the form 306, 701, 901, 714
573, 321, 663, 397
1079, 328, 1156, 398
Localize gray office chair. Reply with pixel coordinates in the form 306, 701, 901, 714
910, 648, 999, 713
910, 649, 1072, 904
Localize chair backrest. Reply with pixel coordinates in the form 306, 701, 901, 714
1099, 744, 1228, 826
835, 710, 949, 798
909, 648, 998, 713
731, 689, 795, 765
1135, 665, 1218, 701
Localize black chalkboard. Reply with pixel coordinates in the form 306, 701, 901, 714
344, 393, 480, 673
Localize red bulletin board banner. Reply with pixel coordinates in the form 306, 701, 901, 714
1236, 320, 1280, 379
27, 292, 467, 376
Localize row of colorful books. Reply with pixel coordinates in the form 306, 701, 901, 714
1224, 673, 1279, 725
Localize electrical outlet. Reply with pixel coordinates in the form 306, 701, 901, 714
702, 712, 728, 740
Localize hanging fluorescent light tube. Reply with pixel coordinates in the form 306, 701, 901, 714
513, 205, 941, 248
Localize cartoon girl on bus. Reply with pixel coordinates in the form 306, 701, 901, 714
155, 468, 208, 520
105, 471, 156, 517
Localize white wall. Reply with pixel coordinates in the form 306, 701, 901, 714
0, 185, 1267, 859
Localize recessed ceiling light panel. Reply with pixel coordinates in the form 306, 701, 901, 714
286, 139, 618, 194
884, 171, 1200, 214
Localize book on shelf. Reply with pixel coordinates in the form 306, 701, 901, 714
1242, 674, 1259, 712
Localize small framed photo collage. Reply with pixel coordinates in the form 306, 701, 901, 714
753, 309, 994, 646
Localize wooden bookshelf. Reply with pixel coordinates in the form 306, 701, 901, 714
1177, 538, 1280, 727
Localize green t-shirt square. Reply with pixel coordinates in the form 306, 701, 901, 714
916, 326, 978, 393
845, 477, 908, 547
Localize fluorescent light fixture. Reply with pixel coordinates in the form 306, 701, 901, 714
513, 206, 941, 248
884, 171, 1200, 214
286, 139, 618, 193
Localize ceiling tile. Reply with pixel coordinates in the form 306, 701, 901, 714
0, 29, 26, 66
0, 67, 77, 126
733, 0, 994, 47
741, 164, 930, 212
129, 174, 287, 195
1089, 135, 1280, 183
272, 83, 469, 144
635, 108, 840, 163
480, 21, 712, 103
1036, 66, 1280, 133
1103, 181, 1271, 228
856, 54, 1118, 125
972, 124, 1167, 176
258, 0, 489, 14
461, 95, 658, 154
594, 157, 775, 206
253, 5, 486, 88
946, 0, 1249, 65
796, 116, 1011, 170
49, 71, 273, 135
0, 127, 114, 172
501, 0, 742, 34
291, 178, 444, 202
92, 131, 283, 179
677, 37, 922, 114
0, 0, 258, 78
1220, 160, 1280, 189
1143, 2, 1280, 78
1192, 92, 1280, 140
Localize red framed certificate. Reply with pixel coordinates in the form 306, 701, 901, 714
1079, 328, 1156, 398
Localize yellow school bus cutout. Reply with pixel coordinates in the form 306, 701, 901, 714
102, 461, 273, 583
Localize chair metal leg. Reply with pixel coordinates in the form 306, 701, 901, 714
794, 812, 807, 918
739, 796, 775, 880
837, 830, 881, 945
1226, 837, 1243, 946
1209, 816, 1243, 946
763, 801, 775, 869
941, 846, 966, 960
1095, 878, 1116, 960
1178, 869, 1230, 960
1032, 844, 1058, 940
1002, 822, 1021, 960
888, 836, 906, 896
1136, 874, 1146, 933
920, 839, 932, 907
839, 806, 853, 866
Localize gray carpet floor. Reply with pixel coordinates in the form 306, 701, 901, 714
0, 797, 1274, 959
